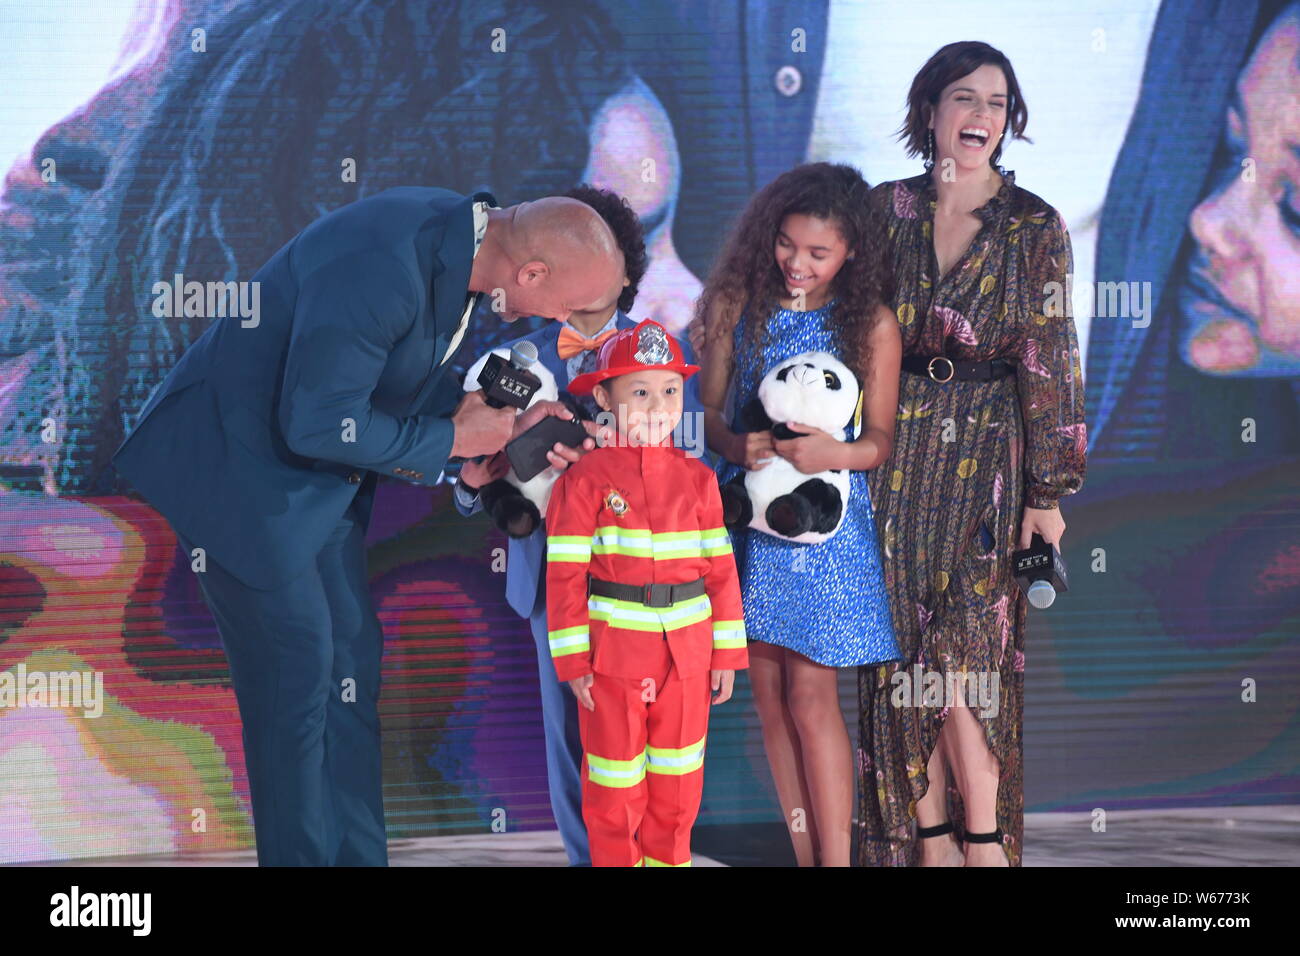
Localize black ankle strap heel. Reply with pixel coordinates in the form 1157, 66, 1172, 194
916, 821, 955, 839
962, 828, 1003, 844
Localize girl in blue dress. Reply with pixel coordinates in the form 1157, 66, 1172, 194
693, 162, 901, 867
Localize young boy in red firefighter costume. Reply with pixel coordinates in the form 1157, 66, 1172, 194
545, 318, 748, 867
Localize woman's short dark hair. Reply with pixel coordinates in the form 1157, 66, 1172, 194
898, 41, 1030, 168
564, 184, 647, 314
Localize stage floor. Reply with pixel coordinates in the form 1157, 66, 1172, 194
15, 806, 1298, 866
1020, 805, 1300, 867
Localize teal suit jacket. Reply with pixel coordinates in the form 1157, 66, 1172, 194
113, 186, 496, 589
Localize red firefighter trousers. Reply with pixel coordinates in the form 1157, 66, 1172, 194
579, 656, 712, 867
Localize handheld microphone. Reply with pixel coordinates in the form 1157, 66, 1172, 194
458, 342, 547, 471
478, 341, 541, 410
1012, 532, 1068, 609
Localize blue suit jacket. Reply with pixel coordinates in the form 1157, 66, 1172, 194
113, 186, 497, 589
455, 314, 707, 619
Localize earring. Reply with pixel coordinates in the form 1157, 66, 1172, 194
924, 129, 935, 170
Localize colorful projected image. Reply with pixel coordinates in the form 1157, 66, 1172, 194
0, 0, 1295, 864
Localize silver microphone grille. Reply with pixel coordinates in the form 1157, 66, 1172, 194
1027, 580, 1056, 609
511, 341, 539, 369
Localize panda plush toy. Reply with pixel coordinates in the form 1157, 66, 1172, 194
720, 351, 861, 544
461, 346, 588, 539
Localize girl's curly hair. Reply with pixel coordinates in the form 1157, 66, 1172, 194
693, 162, 894, 386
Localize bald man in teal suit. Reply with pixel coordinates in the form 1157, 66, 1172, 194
113, 186, 623, 865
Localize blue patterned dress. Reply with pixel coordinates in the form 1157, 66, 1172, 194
717, 301, 900, 667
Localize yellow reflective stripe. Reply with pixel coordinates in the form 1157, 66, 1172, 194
652, 531, 702, 543
711, 618, 747, 649
590, 527, 719, 560
700, 526, 733, 556
588, 598, 663, 632
594, 526, 653, 539
643, 854, 692, 867
645, 734, 706, 776
592, 526, 654, 558
547, 535, 592, 563
658, 596, 711, 628
653, 539, 704, 559
587, 750, 647, 788
588, 594, 712, 633
548, 625, 590, 657
650, 531, 705, 559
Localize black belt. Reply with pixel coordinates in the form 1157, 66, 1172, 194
902, 355, 1015, 383
587, 575, 707, 608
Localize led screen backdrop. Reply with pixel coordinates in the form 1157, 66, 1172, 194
1, 0, 1296, 863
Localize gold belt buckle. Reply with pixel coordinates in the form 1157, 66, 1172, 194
927, 356, 955, 383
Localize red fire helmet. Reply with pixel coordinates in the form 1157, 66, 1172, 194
567, 318, 700, 395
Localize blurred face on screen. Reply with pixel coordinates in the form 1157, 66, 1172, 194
582, 78, 701, 337
929, 64, 1008, 173
1180, 5, 1300, 376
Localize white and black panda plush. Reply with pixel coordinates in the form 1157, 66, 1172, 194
720, 351, 860, 544
461, 346, 589, 539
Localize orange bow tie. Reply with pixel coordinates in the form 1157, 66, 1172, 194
557, 326, 619, 361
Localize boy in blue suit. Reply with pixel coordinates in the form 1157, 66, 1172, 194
112, 187, 624, 866
453, 186, 707, 865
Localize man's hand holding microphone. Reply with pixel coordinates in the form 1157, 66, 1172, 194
451, 342, 612, 489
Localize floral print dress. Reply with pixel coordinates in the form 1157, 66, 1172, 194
856, 169, 1087, 867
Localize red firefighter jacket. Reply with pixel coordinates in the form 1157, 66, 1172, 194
545, 442, 748, 682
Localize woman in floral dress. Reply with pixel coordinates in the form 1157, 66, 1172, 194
856, 41, 1088, 867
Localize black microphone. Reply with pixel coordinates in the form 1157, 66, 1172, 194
1012, 532, 1068, 609
457, 342, 546, 472
478, 341, 542, 410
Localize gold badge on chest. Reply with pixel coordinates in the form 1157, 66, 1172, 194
604, 489, 630, 516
